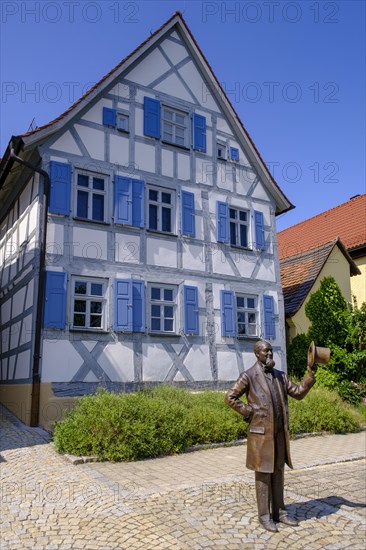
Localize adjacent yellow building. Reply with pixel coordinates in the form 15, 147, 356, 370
278, 194, 366, 341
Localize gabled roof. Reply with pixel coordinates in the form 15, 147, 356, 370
280, 238, 360, 317
278, 194, 366, 259
0, 11, 293, 215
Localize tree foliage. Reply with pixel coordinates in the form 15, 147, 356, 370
345, 298, 366, 351
305, 276, 348, 347
287, 333, 311, 379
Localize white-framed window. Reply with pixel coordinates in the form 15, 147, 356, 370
236, 294, 258, 337
147, 185, 175, 234
72, 277, 107, 330
117, 113, 129, 132
229, 207, 249, 248
217, 142, 227, 160
162, 106, 188, 147
75, 172, 107, 222
148, 284, 177, 334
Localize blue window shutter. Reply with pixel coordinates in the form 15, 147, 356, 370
132, 281, 145, 332
181, 190, 195, 237
132, 179, 145, 228
103, 107, 116, 127
230, 147, 239, 161
220, 290, 236, 337
43, 271, 67, 329
184, 286, 199, 335
49, 161, 71, 215
263, 295, 276, 340
115, 177, 144, 227
115, 279, 132, 331
216, 201, 229, 243
144, 97, 161, 138
254, 210, 265, 250
114, 176, 132, 225
193, 114, 206, 152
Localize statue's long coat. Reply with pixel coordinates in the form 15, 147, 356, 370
225, 362, 316, 473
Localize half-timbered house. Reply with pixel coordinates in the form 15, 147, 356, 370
0, 12, 293, 427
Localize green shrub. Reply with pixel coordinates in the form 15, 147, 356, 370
289, 386, 363, 436
313, 362, 366, 406
53, 386, 247, 461
188, 391, 248, 444
53, 388, 193, 461
53, 384, 364, 462
357, 403, 366, 421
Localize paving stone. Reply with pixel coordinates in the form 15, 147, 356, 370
1, 404, 365, 549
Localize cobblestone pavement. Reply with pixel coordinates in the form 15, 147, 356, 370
1, 405, 365, 550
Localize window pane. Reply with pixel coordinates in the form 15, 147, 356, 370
230, 222, 236, 245
151, 305, 160, 317
175, 136, 184, 146
75, 282, 87, 295
236, 296, 244, 308
248, 312, 256, 323
149, 204, 158, 230
247, 298, 256, 309
238, 323, 246, 335
175, 126, 185, 138
73, 314, 85, 327
240, 224, 248, 247
175, 114, 185, 125
239, 211, 247, 222
229, 209, 236, 219
217, 145, 225, 158
151, 287, 160, 300
117, 115, 128, 131
163, 131, 173, 142
91, 301, 102, 314
93, 177, 104, 190
237, 312, 245, 323
164, 110, 173, 121
149, 189, 158, 202
91, 283, 103, 296
248, 324, 257, 336
77, 190, 88, 218
164, 306, 173, 318
161, 192, 171, 204
164, 319, 174, 332
151, 318, 160, 331
164, 289, 173, 301
92, 194, 104, 221
90, 315, 102, 328
162, 207, 171, 232
74, 300, 86, 313
162, 123, 173, 141
78, 174, 89, 187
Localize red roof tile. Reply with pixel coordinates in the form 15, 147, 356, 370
278, 194, 366, 259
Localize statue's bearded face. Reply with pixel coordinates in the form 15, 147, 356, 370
256, 344, 275, 369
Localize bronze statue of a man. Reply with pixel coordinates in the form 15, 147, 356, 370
225, 340, 317, 532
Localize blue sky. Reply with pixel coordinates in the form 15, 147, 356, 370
1, 0, 365, 230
